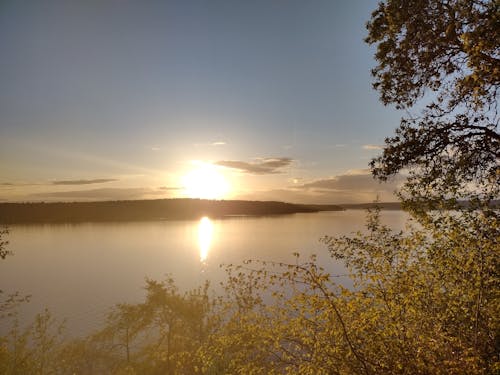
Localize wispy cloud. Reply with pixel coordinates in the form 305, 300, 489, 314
32, 187, 166, 200
344, 168, 371, 175
0, 181, 44, 187
51, 178, 118, 186
193, 141, 227, 147
215, 157, 293, 175
158, 186, 181, 191
151, 147, 161, 151
362, 144, 382, 150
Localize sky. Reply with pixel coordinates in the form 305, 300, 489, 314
0, 0, 404, 204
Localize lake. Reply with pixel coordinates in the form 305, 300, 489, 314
0, 210, 408, 337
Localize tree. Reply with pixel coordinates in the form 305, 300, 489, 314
0, 309, 65, 375
0, 228, 29, 320
58, 277, 212, 374
0, 227, 11, 260
197, 208, 499, 374
365, 0, 499, 210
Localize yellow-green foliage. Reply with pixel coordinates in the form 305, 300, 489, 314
0, 309, 64, 375
197, 208, 499, 375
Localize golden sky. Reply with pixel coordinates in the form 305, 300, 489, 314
0, 0, 402, 204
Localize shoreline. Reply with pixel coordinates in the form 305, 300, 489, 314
0, 198, 346, 224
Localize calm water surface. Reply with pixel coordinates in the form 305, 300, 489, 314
1, 210, 408, 336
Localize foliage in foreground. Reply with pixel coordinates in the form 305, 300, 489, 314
199, 209, 499, 375
1, 209, 498, 374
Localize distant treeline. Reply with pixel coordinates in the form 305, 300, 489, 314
339, 201, 499, 210
0, 199, 344, 224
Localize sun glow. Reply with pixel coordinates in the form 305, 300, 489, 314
182, 162, 230, 199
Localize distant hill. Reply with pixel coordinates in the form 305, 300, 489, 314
0, 199, 343, 224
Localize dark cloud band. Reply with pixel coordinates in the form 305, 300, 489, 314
52, 178, 118, 185
300, 171, 403, 192
215, 157, 292, 174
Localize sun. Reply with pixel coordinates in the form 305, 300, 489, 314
182, 162, 230, 199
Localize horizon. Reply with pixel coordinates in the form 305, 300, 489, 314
0, 196, 401, 206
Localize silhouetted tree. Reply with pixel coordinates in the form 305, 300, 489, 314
366, 0, 499, 210
0, 227, 10, 260
0, 228, 29, 320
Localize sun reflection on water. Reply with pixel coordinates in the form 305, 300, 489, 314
198, 217, 213, 262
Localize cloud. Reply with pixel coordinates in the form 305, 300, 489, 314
158, 186, 181, 191
238, 170, 404, 204
51, 178, 118, 185
193, 141, 227, 147
239, 188, 390, 205
344, 168, 371, 175
0, 181, 45, 187
151, 147, 161, 151
301, 172, 402, 192
362, 144, 383, 150
215, 157, 293, 174
32, 187, 166, 200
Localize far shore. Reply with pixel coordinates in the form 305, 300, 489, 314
3, 199, 492, 224
0, 198, 349, 224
